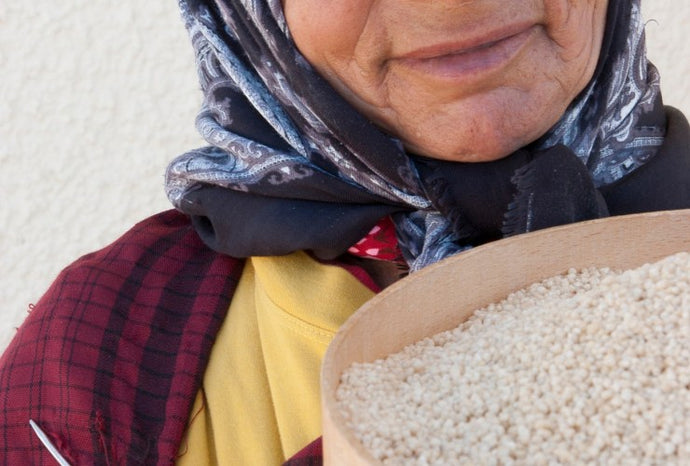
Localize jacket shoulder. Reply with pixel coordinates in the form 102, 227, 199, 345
0, 210, 244, 465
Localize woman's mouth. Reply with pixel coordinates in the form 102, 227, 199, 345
393, 24, 538, 82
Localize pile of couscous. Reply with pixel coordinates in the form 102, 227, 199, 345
336, 252, 690, 465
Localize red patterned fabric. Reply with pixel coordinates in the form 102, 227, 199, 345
0, 211, 244, 465
347, 215, 403, 262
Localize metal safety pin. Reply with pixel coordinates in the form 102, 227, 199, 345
29, 419, 72, 466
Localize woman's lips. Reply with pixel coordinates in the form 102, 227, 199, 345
393, 25, 538, 81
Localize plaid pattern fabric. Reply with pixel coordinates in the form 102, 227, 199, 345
0, 210, 243, 465
283, 437, 323, 466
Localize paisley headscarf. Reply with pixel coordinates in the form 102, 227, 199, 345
166, 0, 664, 271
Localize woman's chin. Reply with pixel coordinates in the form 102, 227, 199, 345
384, 85, 570, 162
403, 133, 532, 163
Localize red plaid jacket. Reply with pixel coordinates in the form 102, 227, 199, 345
0, 210, 325, 465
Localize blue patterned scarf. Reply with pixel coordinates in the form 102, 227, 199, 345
166, 0, 664, 271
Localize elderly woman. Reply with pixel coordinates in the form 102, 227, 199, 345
1, 0, 689, 464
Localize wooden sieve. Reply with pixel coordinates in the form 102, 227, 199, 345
321, 209, 690, 465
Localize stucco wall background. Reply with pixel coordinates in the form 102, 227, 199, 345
1, 3, 690, 350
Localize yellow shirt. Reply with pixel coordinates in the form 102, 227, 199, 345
176, 252, 375, 465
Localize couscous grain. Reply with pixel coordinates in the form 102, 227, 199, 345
336, 252, 690, 465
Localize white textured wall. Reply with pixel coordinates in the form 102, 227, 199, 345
2, 3, 690, 350
0, 2, 203, 348
645, 3, 690, 113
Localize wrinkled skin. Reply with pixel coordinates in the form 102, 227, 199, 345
283, 0, 608, 162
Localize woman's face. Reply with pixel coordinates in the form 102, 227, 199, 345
283, 0, 608, 162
